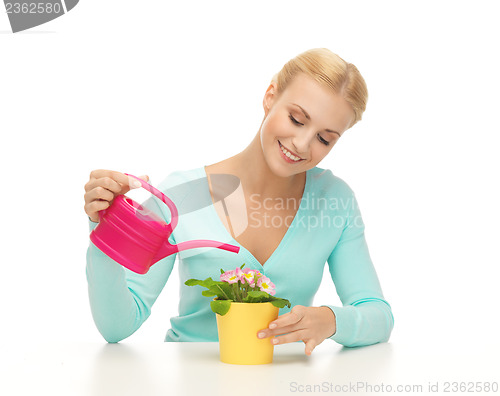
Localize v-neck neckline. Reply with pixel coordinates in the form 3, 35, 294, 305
200, 165, 311, 271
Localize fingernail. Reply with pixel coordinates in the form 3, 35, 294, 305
258, 332, 265, 339
272, 338, 279, 344
269, 323, 277, 329
133, 181, 142, 188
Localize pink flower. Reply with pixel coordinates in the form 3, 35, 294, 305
243, 268, 261, 275
220, 267, 243, 284
241, 268, 261, 287
257, 275, 276, 296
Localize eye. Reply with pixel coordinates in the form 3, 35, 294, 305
289, 113, 330, 146
317, 134, 330, 146
288, 114, 303, 126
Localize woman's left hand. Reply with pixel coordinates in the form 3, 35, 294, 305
257, 305, 336, 355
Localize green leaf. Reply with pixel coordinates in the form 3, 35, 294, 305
201, 289, 217, 297
270, 298, 291, 309
266, 294, 291, 308
209, 282, 234, 300
184, 277, 216, 288
185, 278, 234, 300
240, 291, 291, 308
211, 299, 232, 316
242, 290, 270, 303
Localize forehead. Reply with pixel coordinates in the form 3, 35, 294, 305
278, 73, 354, 132
282, 73, 343, 102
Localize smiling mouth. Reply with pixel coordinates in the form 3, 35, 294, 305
278, 141, 305, 162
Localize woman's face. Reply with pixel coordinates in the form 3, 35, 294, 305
260, 73, 355, 177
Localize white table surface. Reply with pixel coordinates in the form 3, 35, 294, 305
1, 340, 499, 396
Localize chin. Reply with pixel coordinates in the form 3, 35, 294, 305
273, 159, 306, 178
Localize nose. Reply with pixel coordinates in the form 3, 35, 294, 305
291, 128, 316, 157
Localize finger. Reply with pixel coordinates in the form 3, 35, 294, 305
257, 308, 305, 338
86, 172, 128, 196
84, 178, 122, 204
270, 329, 307, 346
84, 174, 150, 211
89, 169, 148, 192
84, 199, 110, 218
269, 307, 305, 329
257, 323, 301, 340
132, 175, 150, 189
268, 322, 307, 338
84, 185, 115, 205
304, 339, 317, 356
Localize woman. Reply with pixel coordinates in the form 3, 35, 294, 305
84, 48, 394, 355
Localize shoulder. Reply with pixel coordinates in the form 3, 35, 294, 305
154, 166, 206, 202
156, 166, 204, 188
307, 166, 363, 224
308, 166, 355, 199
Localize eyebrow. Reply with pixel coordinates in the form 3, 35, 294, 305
290, 103, 341, 137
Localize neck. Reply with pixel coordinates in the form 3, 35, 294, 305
229, 128, 306, 199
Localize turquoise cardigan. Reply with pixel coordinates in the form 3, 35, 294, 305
86, 166, 394, 347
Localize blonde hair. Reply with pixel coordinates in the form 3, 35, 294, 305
271, 48, 368, 129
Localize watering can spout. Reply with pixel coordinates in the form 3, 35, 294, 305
152, 239, 240, 264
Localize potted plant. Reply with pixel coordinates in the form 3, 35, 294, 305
185, 263, 291, 365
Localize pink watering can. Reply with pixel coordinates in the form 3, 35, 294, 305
90, 173, 240, 274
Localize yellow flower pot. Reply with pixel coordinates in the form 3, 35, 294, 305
215, 301, 279, 365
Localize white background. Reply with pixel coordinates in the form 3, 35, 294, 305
1, 0, 499, 373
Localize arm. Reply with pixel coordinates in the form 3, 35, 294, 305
86, 187, 177, 343
320, 192, 394, 348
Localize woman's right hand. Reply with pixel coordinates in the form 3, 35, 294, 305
84, 169, 149, 223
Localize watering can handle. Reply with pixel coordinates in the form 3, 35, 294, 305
124, 173, 179, 232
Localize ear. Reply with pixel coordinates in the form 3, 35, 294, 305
263, 81, 278, 117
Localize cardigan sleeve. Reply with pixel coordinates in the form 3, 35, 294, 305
86, 180, 178, 343
320, 192, 394, 347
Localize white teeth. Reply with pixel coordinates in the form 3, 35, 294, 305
280, 142, 301, 161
